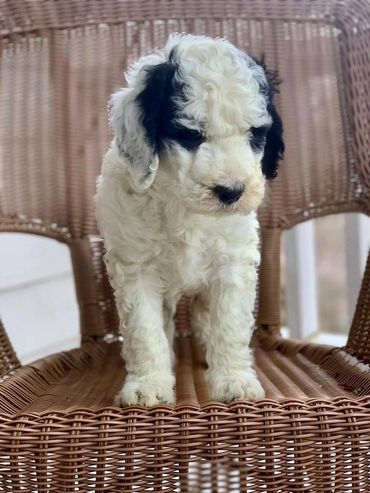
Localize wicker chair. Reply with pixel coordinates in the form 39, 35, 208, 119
0, 1, 369, 491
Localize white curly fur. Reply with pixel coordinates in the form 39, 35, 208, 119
95, 34, 271, 406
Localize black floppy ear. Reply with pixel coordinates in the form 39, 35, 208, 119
136, 62, 176, 155
110, 61, 176, 189
262, 97, 284, 180
256, 59, 285, 180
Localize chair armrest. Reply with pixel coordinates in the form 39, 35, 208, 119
0, 319, 21, 378
345, 250, 370, 361
339, 1, 370, 193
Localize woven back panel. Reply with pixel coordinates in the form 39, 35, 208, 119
1, 0, 369, 337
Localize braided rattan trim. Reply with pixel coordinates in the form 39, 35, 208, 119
0, 216, 72, 242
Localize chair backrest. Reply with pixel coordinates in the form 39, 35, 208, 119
1, 0, 369, 340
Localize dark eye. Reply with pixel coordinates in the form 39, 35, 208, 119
249, 125, 269, 153
166, 124, 205, 151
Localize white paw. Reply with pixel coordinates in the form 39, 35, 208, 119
114, 373, 175, 407
206, 369, 265, 402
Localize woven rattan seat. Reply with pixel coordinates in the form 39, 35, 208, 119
1, 334, 368, 414
1, 0, 370, 491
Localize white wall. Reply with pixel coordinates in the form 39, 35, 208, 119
0, 233, 79, 364
283, 213, 370, 343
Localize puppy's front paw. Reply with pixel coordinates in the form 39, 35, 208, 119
114, 373, 175, 407
206, 369, 265, 403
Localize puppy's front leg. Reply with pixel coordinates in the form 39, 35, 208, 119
112, 270, 175, 407
205, 263, 265, 402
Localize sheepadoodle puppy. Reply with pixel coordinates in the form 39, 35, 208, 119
95, 33, 284, 406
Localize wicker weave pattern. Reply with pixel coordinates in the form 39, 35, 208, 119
1, 397, 370, 492
0, 1, 370, 491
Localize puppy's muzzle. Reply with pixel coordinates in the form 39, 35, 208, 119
212, 182, 245, 205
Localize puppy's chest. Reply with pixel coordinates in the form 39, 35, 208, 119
158, 220, 240, 294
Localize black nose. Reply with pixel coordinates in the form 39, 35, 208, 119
212, 183, 245, 205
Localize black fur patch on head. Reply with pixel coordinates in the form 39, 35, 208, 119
156, 62, 204, 152
136, 55, 204, 154
249, 124, 269, 153
135, 62, 177, 154
253, 57, 285, 180
261, 102, 284, 179
161, 123, 205, 151
168, 45, 178, 64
